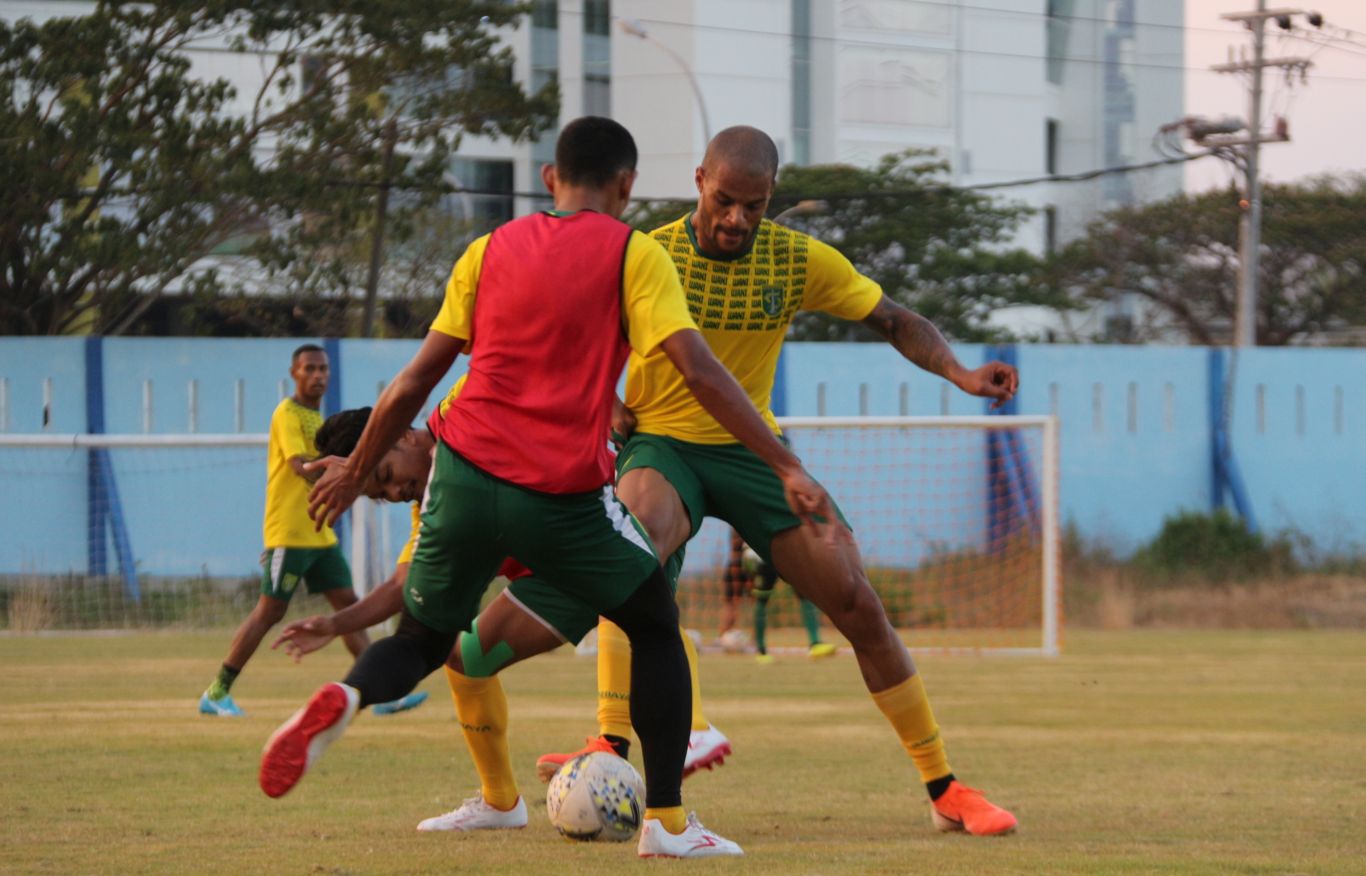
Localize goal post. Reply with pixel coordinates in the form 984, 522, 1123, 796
1, 415, 1060, 654
0, 433, 395, 630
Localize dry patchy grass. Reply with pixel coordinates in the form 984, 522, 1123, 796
1, 629, 1363, 875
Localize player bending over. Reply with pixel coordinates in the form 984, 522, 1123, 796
277, 397, 732, 829
537, 125, 1020, 837
258, 117, 838, 859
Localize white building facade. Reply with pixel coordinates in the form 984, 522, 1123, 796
4, 0, 1186, 335
609, 0, 1186, 246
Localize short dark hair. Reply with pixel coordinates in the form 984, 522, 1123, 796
292, 343, 325, 364
314, 407, 371, 458
555, 116, 637, 187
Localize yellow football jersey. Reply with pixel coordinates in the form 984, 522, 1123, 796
626, 215, 883, 443
262, 398, 337, 549
396, 501, 422, 566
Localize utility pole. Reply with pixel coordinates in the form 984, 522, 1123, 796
1211, 3, 1317, 347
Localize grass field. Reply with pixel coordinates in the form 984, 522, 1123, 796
2, 629, 1363, 875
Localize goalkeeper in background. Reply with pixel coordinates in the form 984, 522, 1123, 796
723, 529, 836, 663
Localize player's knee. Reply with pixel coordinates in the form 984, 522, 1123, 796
454, 627, 515, 678
394, 610, 460, 673
826, 581, 892, 644
256, 598, 289, 626
602, 569, 678, 648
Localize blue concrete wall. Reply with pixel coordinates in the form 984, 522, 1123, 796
2, 338, 1363, 578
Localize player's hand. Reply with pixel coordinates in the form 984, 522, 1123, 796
302, 454, 346, 484
307, 456, 362, 531
778, 467, 849, 548
955, 361, 1019, 410
610, 398, 638, 449
272, 614, 339, 662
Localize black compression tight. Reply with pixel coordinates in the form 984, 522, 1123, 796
342, 610, 456, 709
601, 567, 691, 810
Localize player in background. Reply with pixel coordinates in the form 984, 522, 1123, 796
259, 117, 838, 859
715, 528, 749, 647
722, 529, 836, 664
537, 126, 1020, 836
198, 344, 425, 718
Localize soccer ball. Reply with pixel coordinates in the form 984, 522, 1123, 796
718, 628, 751, 653
546, 751, 646, 842
740, 545, 763, 576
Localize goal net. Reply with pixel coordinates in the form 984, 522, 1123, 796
0, 416, 1059, 654
0, 434, 406, 631
675, 416, 1060, 656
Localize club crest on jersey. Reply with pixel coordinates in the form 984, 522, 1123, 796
760, 285, 785, 317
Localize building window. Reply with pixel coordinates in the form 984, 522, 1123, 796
450, 158, 515, 230
584, 74, 611, 115
1044, 206, 1058, 254
1046, 0, 1071, 84
532, 0, 558, 30
792, 0, 812, 165
1045, 118, 1059, 175
584, 0, 610, 36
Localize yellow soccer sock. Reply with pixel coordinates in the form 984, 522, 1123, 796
596, 619, 633, 741
645, 806, 687, 834
679, 624, 708, 731
870, 673, 952, 784
445, 666, 520, 811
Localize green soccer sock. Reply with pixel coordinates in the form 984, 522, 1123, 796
799, 598, 822, 647
207, 664, 240, 699
752, 588, 772, 655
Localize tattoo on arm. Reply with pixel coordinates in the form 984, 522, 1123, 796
863, 299, 959, 378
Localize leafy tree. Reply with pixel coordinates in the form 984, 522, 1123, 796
0, 1, 555, 336
1043, 176, 1366, 345
772, 152, 1053, 342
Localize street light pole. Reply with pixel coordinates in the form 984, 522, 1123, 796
617, 18, 712, 146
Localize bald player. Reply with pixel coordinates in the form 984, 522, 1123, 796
533, 126, 1021, 837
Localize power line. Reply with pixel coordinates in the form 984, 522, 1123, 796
51, 150, 1214, 205
611, 13, 1366, 84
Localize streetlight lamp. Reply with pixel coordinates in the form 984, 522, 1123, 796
773, 199, 827, 225
617, 17, 712, 146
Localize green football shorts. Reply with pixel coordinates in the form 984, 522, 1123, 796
259, 545, 352, 600
500, 550, 684, 645
405, 443, 660, 635
617, 432, 849, 562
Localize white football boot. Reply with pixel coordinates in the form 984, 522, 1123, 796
638, 812, 743, 858
417, 794, 528, 832
682, 724, 732, 777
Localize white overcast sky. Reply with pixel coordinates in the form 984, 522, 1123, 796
1184, 0, 1366, 190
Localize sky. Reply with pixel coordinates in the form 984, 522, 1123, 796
1184, 0, 1366, 191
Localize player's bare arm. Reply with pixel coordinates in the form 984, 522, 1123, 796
273, 566, 409, 661
658, 328, 844, 542
308, 330, 464, 529
611, 396, 638, 444
861, 295, 1018, 409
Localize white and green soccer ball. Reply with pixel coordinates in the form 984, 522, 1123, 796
718, 628, 751, 653
740, 545, 763, 576
546, 751, 645, 842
